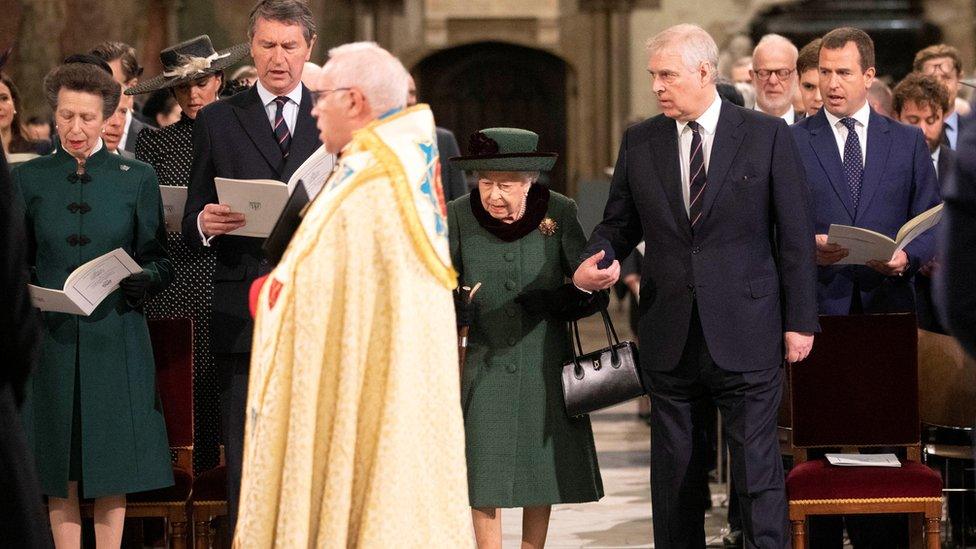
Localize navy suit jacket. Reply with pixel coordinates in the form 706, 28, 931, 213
940, 114, 976, 357
586, 100, 818, 373
182, 85, 321, 354
791, 109, 941, 315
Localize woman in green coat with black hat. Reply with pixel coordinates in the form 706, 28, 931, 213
448, 128, 605, 549
13, 58, 172, 547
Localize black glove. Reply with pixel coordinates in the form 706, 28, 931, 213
454, 290, 478, 328
515, 284, 609, 322
119, 272, 153, 307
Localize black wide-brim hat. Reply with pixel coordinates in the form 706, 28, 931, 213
450, 127, 557, 172
125, 35, 249, 95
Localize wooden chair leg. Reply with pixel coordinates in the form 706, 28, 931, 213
909, 514, 923, 549
791, 518, 806, 549
194, 519, 212, 549
170, 518, 188, 549
925, 516, 940, 549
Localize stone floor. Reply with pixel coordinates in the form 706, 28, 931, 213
500, 300, 733, 548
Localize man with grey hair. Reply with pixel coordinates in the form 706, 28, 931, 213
181, 0, 320, 540
574, 23, 818, 548
752, 34, 803, 124
235, 42, 473, 547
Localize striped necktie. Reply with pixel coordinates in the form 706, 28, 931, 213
687, 120, 707, 230
273, 96, 292, 159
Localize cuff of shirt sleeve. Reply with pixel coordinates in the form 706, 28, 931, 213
197, 212, 216, 247
574, 283, 593, 294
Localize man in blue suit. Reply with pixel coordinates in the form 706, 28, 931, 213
791, 27, 941, 548
792, 27, 940, 317
574, 24, 818, 548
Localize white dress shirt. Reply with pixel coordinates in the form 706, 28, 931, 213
931, 146, 941, 177
255, 80, 303, 135
117, 110, 133, 152
755, 104, 797, 125
824, 101, 870, 168
944, 110, 959, 150
676, 93, 722, 215
197, 81, 305, 246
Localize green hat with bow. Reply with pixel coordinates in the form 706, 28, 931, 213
449, 127, 557, 172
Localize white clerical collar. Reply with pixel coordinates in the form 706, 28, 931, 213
824, 100, 871, 131
676, 92, 722, 135
256, 79, 303, 107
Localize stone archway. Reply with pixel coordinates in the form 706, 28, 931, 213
414, 41, 570, 194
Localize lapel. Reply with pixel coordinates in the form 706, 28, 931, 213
649, 116, 691, 241
807, 110, 855, 220
233, 86, 284, 176
699, 101, 744, 223
855, 109, 891, 220
281, 85, 321, 179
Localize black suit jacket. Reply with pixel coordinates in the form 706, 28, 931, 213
182, 85, 321, 354
436, 127, 468, 201
587, 100, 818, 373
941, 115, 976, 357
123, 116, 152, 154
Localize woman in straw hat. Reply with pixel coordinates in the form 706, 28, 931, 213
127, 35, 248, 472
449, 128, 605, 548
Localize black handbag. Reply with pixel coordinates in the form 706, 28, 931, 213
561, 308, 644, 417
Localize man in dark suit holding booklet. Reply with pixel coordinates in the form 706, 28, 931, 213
181, 0, 321, 538
791, 27, 941, 316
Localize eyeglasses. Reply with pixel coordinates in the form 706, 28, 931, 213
310, 87, 351, 104
921, 61, 958, 77
752, 68, 795, 81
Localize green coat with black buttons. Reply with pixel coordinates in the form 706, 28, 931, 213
13, 145, 174, 498
448, 190, 603, 508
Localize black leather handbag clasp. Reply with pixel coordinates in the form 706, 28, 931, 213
561, 308, 644, 417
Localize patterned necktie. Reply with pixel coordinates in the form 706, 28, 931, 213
273, 96, 292, 159
840, 117, 863, 211
687, 120, 707, 229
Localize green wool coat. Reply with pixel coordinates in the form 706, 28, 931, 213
13, 145, 174, 498
448, 190, 603, 508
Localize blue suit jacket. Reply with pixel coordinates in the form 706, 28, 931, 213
586, 101, 818, 373
791, 108, 941, 315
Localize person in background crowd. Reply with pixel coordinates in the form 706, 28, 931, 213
941, 116, 976, 358
89, 41, 152, 152
128, 34, 249, 476
576, 23, 817, 548
230, 65, 258, 87
101, 88, 136, 158
797, 38, 823, 117
236, 41, 473, 547
141, 88, 182, 128
792, 27, 941, 548
867, 79, 893, 117
407, 74, 468, 200
892, 74, 953, 335
25, 115, 53, 143
751, 34, 803, 123
14, 59, 172, 549
914, 44, 969, 150
181, 0, 320, 540
1, 74, 50, 157
730, 55, 752, 84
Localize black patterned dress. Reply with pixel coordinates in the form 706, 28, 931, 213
136, 115, 219, 473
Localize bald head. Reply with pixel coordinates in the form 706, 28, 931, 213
751, 34, 799, 117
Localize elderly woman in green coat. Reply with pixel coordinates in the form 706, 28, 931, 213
448, 128, 605, 549
13, 58, 172, 547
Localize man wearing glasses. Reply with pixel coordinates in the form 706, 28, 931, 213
751, 34, 804, 124
913, 44, 969, 150
181, 0, 321, 540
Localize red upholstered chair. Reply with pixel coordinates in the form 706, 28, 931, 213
786, 314, 943, 549
81, 318, 194, 547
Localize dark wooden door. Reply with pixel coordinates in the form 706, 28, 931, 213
415, 42, 568, 194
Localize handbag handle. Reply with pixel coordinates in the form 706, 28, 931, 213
570, 304, 621, 367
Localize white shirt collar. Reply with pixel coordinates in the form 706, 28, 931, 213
89, 138, 104, 156
755, 104, 796, 124
255, 79, 304, 107
824, 100, 871, 131
931, 146, 941, 165
676, 92, 722, 135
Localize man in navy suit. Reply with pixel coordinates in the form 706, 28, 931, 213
791, 27, 941, 548
182, 0, 320, 538
574, 24, 818, 548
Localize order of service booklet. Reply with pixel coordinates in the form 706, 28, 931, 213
214, 146, 335, 239
28, 248, 143, 316
159, 185, 187, 233
827, 203, 944, 265
825, 453, 901, 467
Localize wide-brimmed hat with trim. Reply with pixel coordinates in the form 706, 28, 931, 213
450, 127, 557, 172
125, 35, 249, 95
